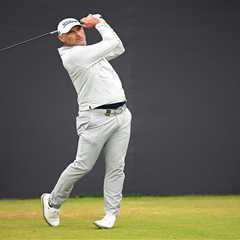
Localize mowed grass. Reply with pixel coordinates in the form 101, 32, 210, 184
0, 196, 240, 240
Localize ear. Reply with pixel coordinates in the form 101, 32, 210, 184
58, 34, 65, 43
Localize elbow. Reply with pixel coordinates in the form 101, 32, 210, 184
116, 40, 125, 54
111, 38, 120, 50
118, 42, 125, 56
121, 44, 125, 54
106, 37, 120, 50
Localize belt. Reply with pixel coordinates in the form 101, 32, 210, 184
93, 104, 127, 116
94, 101, 126, 109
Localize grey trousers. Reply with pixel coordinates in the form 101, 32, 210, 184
49, 105, 132, 216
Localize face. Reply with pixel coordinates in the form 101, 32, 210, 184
58, 25, 87, 46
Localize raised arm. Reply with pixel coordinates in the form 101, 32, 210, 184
103, 22, 125, 61
72, 15, 124, 67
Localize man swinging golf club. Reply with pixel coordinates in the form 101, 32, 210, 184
41, 13, 132, 229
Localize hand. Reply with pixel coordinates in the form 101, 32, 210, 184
80, 14, 102, 28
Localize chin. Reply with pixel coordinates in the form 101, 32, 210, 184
72, 40, 86, 46
80, 41, 87, 46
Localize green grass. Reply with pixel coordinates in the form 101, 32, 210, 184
0, 195, 240, 239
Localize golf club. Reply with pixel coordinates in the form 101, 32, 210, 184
0, 30, 59, 52
0, 14, 101, 53
0, 22, 86, 53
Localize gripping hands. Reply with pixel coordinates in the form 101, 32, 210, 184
80, 14, 104, 28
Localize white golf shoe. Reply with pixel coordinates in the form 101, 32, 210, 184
94, 213, 116, 229
41, 193, 60, 227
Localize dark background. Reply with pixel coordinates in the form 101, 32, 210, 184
0, 0, 239, 198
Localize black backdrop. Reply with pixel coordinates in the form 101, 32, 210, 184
0, 0, 240, 198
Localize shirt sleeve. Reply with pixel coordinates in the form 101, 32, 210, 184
103, 22, 125, 61
69, 20, 124, 68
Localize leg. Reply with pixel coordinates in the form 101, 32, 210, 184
49, 128, 105, 208
102, 108, 132, 216
42, 110, 117, 227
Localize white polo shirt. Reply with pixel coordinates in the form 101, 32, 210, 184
58, 20, 127, 112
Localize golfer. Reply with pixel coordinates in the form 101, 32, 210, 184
41, 14, 132, 229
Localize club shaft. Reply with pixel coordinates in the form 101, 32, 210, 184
0, 30, 57, 52
0, 14, 102, 53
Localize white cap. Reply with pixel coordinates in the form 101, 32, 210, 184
57, 18, 81, 35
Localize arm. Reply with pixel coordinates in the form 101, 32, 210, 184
75, 16, 123, 67
103, 22, 125, 61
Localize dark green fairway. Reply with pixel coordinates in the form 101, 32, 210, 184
0, 196, 240, 239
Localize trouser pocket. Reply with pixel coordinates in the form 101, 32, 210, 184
76, 111, 91, 136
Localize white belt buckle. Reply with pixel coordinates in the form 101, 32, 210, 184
116, 105, 126, 114
115, 108, 122, 114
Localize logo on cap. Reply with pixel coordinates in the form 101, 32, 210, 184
62, 19, 79, 28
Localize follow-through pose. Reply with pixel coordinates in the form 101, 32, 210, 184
41, 14, 132, 229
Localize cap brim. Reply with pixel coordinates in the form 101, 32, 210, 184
59, 22, 82, 35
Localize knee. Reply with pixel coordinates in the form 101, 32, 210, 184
72, 159, 94, 174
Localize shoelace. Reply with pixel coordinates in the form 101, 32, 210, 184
48, 207, 59, 218
52, 209, 59, 217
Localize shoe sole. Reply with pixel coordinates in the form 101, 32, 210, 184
41, 193, 55, 227
93, 221, 112, 229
